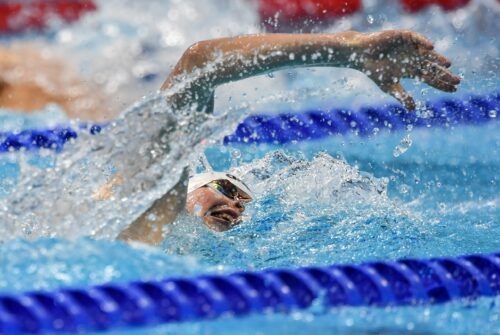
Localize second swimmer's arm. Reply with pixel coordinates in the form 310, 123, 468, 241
161, 31, 459, 113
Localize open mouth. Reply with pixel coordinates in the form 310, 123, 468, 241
205, 206, 241, 227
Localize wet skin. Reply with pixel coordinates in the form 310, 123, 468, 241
185, 186, 246, 232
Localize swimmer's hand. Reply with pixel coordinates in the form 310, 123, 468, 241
352, 30, 461, 111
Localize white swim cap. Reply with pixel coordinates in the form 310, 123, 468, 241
187, 172, 253, 201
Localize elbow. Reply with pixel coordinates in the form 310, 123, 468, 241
180, 40, 213, 70
162, 40, 217, 91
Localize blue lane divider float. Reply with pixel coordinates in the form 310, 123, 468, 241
224, 92, 500, 144
0, 124, 103, 153
0, 252, 498, 334
0, 92, 498, 153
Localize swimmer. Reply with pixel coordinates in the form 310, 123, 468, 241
0, 30, 461, 244
113, 30, 460, 245
0, 44, 110, 120
117, 170, 253, 244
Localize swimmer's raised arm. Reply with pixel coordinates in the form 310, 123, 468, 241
162, 31, 460, 112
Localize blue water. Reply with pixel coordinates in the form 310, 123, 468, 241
0, 0, 499, 334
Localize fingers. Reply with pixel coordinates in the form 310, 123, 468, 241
422, 50, 451, 68
409, 43, 460, 92
383, 82, 416, 111
400, 30, 451, 69
418, 60, 461, 92
407, 33, 451, 68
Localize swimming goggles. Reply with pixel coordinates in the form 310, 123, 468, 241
206, 180, 252, 202
188, 171, 253, 201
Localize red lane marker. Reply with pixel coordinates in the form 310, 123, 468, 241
401, 0, 471, 12
0, 0, 97, 33
257, 0, 361, 31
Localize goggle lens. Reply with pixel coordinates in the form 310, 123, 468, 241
207, 180, 251, 202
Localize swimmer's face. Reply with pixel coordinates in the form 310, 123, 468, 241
185, 184, 246, 232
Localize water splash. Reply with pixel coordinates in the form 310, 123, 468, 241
0, 86, 225, 240
393, 134, 413, 157
47, 0, 260, 114
161, 151, 427, 269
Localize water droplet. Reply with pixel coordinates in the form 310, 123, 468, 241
398, 184, 410, 194
438, 203, 447, 212
193, 204, 203, 216
489, 110, 497, 118
393, 135, 413, 157
366, 15, 374, 24
231, 149, 241, 160
146, 213, 158, 221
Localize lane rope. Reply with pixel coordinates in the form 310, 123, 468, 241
0, 252, 498, 334
1, 93, 498, 153
224, 92, 499, 144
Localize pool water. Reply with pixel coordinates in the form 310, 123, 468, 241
0, 0, 499, 334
